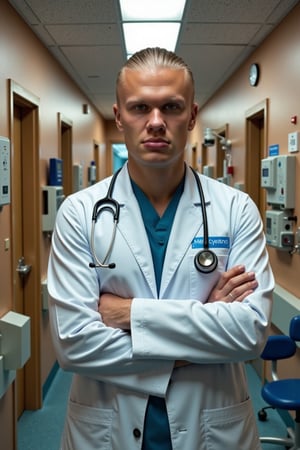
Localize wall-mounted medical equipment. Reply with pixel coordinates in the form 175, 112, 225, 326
265, 210, 295, 250
73, 164, 83, 192
88, 160, 97, 185
42, 186, 65, 232
49, 158, 63, 186
203, 128, 231, 151
261, 155, 297, 252
261, 155, 295, 209
203, 128, 233, 185
0, 136, 10, 207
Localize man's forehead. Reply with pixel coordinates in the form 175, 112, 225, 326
122, 66, 187, 83
118, 67, 192, 97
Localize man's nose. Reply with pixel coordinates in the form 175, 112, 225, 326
146, 109, 166, 133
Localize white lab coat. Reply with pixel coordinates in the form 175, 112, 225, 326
48, 165, 274, 450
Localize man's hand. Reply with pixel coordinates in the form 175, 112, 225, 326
207, 265, 258, 303
99, 293, 132, 330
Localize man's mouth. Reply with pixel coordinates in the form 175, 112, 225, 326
142, 139, 170, 149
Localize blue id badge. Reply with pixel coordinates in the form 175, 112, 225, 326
192, 236, 230, 249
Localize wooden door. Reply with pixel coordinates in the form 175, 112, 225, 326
10, 81, 42, 421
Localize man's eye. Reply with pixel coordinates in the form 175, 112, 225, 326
163, 103, 182, 112
133, 104, 149, 112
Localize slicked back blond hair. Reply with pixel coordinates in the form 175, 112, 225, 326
116, 47, 195, 100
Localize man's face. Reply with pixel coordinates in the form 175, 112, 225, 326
113, 67, 198, 169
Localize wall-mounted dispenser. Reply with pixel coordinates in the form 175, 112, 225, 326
0, 136, 10, 207
73, 164, 83, 192
42, 186, 65, 232
0, 311, 30, 398
49, 158, 63, 186
88, 160, 97, 186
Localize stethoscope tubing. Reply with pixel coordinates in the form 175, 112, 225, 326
89, 166, 218, 273
89, 169, 121, 269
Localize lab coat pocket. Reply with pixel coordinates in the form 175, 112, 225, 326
202, 397, 261, 450
62, 400, 113, 450
189, 249, 229, 301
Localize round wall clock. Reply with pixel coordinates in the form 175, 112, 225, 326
249, 63, 259, 86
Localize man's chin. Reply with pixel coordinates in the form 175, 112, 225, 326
138, 153, 181, 169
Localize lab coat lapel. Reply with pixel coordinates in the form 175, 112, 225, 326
114, 167, 158, 297
159, 169, 205, 298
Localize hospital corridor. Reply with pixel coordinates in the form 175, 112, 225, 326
1, 0, 300, 449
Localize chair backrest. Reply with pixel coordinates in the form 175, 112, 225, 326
261, 335, 296, 360
290, 315, 300, 341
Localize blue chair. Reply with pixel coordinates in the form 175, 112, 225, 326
259, 315, 300, 449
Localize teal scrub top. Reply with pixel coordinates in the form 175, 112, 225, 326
131, 178, 184, 450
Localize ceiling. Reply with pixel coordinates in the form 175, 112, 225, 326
8, 0, 299, 119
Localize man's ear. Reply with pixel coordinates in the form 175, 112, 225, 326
188, 103, 199, 131
113, 104, 123, 131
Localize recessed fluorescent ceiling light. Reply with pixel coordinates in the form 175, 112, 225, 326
120, 0, 186, 21
120, 0, 186, 54
123, 23, 181, 54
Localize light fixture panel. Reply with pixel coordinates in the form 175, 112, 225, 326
120, 0, 186, 21
123, 22, 181, 54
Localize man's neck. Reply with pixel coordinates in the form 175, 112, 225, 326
128, 162, 185, 216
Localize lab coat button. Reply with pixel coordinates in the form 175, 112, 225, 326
133, 428, 141, 438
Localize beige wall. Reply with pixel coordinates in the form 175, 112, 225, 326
0, 3, 108, 446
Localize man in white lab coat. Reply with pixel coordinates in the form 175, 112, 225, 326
48, 47, 274, 450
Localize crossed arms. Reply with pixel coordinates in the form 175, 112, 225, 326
99, 265, 258, 330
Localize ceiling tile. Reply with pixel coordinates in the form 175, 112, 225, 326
45, 24, 122, 46
180, 23, 262, 45
186, 0, 280, 23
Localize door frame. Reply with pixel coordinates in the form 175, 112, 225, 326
58, 113, 73, 196
245, 99, 269, 217
9, 80, 42, 413
215, 124, 229, 178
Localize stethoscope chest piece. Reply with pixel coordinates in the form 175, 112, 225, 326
191, 167, 218, 274
194, 249, 218, 274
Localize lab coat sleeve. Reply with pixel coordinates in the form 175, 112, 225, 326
47, 195, 173, 397
131, 193, 274, 364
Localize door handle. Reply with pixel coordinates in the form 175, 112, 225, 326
16, 257, 32, 277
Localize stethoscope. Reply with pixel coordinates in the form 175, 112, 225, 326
89, 167, 218, 274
